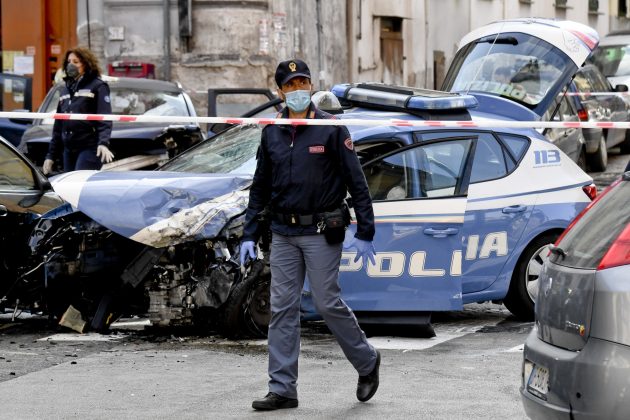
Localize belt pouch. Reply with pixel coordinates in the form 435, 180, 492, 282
321, 208, 346, 244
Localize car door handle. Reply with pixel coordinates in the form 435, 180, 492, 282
502, 205, 526, 214
0, 205, 6, 217
423, 227, 459, 238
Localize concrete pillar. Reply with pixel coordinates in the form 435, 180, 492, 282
76, 0, 106, 73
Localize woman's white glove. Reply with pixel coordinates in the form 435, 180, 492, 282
42, 159, 54, 175
97, 145, 115, 163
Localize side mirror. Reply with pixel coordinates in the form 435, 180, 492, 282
615, 84, 629, 92
40, 179, 52, 191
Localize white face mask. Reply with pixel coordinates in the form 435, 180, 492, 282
285, 90, 311, 112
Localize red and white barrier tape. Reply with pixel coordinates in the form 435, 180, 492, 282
562, 91, 630, 97
3, 111, 630, 129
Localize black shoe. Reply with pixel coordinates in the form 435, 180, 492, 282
252, 392, 298, 411
357, 350, 381, 402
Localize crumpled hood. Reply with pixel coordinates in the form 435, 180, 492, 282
50, 170, 252, 247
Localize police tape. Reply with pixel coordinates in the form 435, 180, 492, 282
3, 111, 630, 130
562, 91, 630, 97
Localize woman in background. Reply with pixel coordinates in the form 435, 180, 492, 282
42, 47, 114, 174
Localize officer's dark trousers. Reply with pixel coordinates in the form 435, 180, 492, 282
267, 232, 377, 399
63, 146, 102, 172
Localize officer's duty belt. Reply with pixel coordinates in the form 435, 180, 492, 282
273, 212, 319, 227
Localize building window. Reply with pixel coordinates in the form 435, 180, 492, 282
555, 0, 568, 8
620, 0, 628, 17
380, 17, 404, 85
588, 0, 598, 12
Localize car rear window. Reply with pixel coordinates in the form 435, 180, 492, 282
553, 179, 630, 269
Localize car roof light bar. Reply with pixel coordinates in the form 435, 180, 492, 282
331, 83, 478, 111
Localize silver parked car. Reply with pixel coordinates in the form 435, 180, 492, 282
571, 64, 629, 172
541, 92, 587, 169
521, 171, 630, 419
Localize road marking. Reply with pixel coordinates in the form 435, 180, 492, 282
368, 320, 500, 351
368, 333, 468, 351
504, 344, 525, 353
224, 319, 503, 351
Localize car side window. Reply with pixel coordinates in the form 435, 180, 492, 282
363, 139, 472, 201
573, 71, 592, 94
42, 89, 61, 113
470, 135, 507, 183
589, 69, 610, 92
588, 71, 608, 92
557, 96, 576, 121
0, 143, 36, 190
355, 141, 402, 165
498, 134, 529, 163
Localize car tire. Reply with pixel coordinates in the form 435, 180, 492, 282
576, 147, 587, 171
218, 260, 271, 338
620, 131, 630, 154
503, 233, 559, 321
587, 135, 608, 172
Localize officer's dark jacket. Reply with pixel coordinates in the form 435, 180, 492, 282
243, 104, 375, 242
46, 72, 113, 160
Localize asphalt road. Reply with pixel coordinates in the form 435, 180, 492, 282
590, 147, 629, 189
0, 304, 529, 419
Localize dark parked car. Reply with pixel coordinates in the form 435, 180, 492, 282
0, 137, 64, 299
19, 76, 202, 172
570, 64, 629, 171
521, 171, 630, 419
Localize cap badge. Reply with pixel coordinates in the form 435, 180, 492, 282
289, 62, 297, 72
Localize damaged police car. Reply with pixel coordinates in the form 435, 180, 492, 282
8, 19, 599, 336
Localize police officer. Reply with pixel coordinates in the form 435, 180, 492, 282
42, 47, 114, 175
241, 59, 380, 411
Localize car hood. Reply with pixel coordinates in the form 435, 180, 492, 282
50, 170, 253, 247
21, 122, 174, 143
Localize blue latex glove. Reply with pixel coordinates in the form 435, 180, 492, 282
347, 238, 376, 266
240, 241, 256, 266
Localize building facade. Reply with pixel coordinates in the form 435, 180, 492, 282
5, 0, 630, 111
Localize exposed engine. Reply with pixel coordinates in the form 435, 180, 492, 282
17, 211, 270, 337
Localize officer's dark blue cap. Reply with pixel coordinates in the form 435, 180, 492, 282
275, 59, 311, 87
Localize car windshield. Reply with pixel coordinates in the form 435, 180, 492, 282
43, 86, 190, 116
590, 45, 630, 77
444, 32, 572, 106
159, 124, 262, 174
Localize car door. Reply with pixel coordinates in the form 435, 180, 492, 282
0, 139, 63, 280
206, 88, 283, 137
590, 68, 628, 147
542, 95, 584, 165
460, 133, 534, 294
338, 137, 475, 312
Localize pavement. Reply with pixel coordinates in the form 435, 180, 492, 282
0, 308, 529, 420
